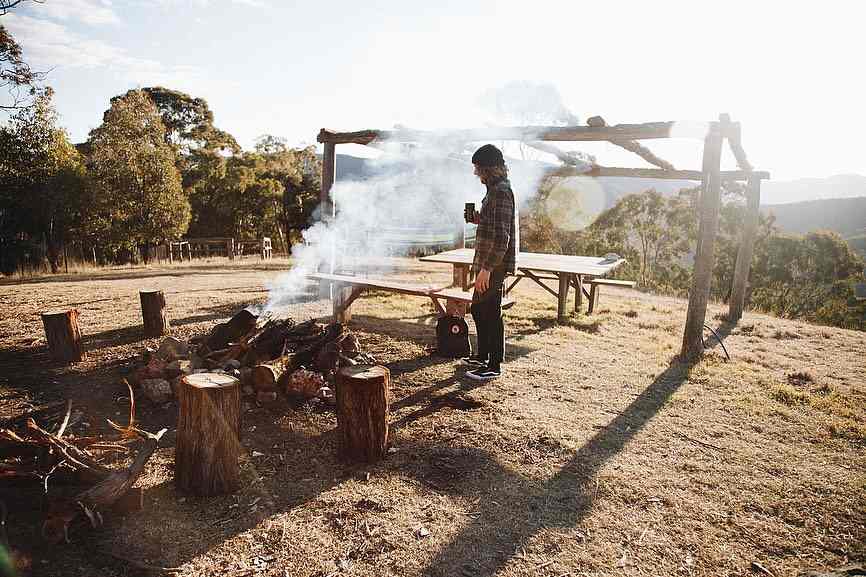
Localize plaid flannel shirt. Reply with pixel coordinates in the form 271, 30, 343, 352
473, 177, 518, 274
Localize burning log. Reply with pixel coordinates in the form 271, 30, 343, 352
246, 317, 303, 362
206, 308, 257, 351
41, 310, 84, 363
175, 373, 241, 496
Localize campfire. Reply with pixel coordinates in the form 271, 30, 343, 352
0, 308, 371, 554
132, 308, 371, 406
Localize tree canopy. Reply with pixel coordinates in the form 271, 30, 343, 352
86, 89, 189, 259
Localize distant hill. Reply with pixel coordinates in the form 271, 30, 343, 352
762, 197, 866, 256
761, 174, 866, 205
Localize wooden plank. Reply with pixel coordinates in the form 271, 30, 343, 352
586, 278, 636, 287
318, 121, 696, 145
506, 275, 522, 294
307, 273, 446, 296
421, 249, 627, 276
728, 175, 761, 321
522, 270, 560, 299
681, 117, 725, 360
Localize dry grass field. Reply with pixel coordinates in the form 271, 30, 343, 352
0, 258, 864, 577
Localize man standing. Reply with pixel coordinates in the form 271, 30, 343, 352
464, 144, 519, 381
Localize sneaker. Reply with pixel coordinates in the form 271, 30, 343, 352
462, 355, 488, 367
465, 367, 501, 381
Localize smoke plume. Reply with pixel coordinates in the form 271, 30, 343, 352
264, 82, 580, 312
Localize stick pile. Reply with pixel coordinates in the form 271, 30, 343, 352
0, 388, 166, 544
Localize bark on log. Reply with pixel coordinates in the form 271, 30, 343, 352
175, 373, 241, 496
41, 310, 83, 363
336, 365, 389, 462
139, 290, 170, 337
250, 357, 292, 392
728, 175, 761, 322
681, 119, 724, 360
207, 309, 257, 351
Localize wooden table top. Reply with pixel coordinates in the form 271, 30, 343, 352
420, 248, 626, 277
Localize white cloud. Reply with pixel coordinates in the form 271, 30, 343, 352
5, 14, 216, 91
36, 0, 121, 26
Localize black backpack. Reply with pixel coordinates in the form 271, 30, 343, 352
435, 316, 470, 358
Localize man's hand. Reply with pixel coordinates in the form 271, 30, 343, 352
474, 268, 491, 293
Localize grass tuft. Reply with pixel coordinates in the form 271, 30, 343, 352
787, 371, 815, 386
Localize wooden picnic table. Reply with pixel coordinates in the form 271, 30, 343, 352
420, 248, 627, 322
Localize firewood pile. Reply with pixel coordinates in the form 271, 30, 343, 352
129, 308, 372, 406
0, 387, 166, 545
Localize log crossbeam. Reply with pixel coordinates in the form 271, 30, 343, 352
586, 116, 676, 171
318, 121, 697, 146
721, 115, 754, 173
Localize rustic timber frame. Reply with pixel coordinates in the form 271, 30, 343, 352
317, 114, 769, 360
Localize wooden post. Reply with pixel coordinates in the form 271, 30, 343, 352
454, 220, 465, 250
452, 264, 469, 290
41, 309, 84, 363
334, 283, 353, 324
139, 290, 170, 337
573, 274, 583, 314
175, 373, 241, 496
681, 119, 724, 360
336, 365, 389, 462
557, 274, 570, 323
319, 142, 337, 299
728, 175, 761, 322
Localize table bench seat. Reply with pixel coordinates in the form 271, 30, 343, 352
586, 278, 637, 314
306, 272, 516, 322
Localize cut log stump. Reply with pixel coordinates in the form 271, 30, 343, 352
175, 373, 241, 496
139, 290, 170, 337
336, 365, 389, 463
251, 356, 292, 393
41, 309, 84, 363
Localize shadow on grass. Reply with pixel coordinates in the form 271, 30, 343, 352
404, 358, 695, 577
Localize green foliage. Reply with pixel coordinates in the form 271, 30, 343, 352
2, 83, 322, 272
184, 137, 319, 250
0, 24, 39, 110
0, 90, 85, 273
86, 89, 189, 260
112, 86, 239, 158
521, 182, 866, 331
750, 231, 866, 330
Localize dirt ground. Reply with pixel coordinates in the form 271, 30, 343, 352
1, 258, 864, 577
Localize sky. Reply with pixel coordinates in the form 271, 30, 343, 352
4, 0, 865, 181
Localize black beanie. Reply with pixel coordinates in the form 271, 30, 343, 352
472, 144, 505, 167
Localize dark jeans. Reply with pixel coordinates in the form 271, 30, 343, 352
470, 267, 506, 369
